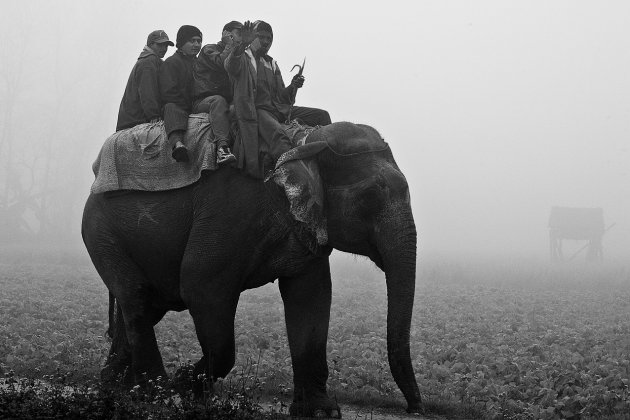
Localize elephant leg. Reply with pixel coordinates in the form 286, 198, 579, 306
103, 298, 166, 385
102, 295, 133, 384
117, 298, 167, 384
279, 258, 340, 418
90, 251, 167, 385
181, 278, 240, 384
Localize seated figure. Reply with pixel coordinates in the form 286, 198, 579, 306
225, 20, 331, 179
192, 21, 243, 165
116, 30, 174, 132
160, 25, 203, 162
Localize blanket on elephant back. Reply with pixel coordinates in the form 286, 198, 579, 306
90, 117, 320, 194
90, 114, 219, 194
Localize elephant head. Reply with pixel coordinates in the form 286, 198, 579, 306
273, 122, 422, 412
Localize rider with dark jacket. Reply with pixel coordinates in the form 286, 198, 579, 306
191, 21, 242, 164
159, 25, 202, 162
225, 20, 331, 178
116, 30, 174, 131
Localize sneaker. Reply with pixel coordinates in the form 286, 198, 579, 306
217, 146, 236, 164
172, 141, 190, 162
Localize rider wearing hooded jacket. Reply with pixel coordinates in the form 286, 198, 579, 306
225, 20, 331, 179
116, 30, 174, 132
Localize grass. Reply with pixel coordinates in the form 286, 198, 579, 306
1, 247, 630, 419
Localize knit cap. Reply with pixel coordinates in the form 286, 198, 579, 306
176, 25, 202, 48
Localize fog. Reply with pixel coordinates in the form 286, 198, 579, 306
1, 0, 629, 261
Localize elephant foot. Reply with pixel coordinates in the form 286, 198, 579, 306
406, 400, 424, 415
289, 395, 341, 419
172, 357, 212, 399
132, 366, 168, 388
101, 353, 133, 386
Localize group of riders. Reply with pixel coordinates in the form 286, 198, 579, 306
117, 20, 331, 179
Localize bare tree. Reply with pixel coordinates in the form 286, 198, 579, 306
0, 2, 144, 243
0, 5, 32, 242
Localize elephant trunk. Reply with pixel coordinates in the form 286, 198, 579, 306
376, 205, 422, 412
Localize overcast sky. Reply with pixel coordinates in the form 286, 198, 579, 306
1, 0, 629, 260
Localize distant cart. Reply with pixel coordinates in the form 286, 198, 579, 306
548, 207, 614, 262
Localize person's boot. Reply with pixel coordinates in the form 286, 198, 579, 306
216, 145, 236, 164
172, 141, 189, 162
170, 132, 189, 162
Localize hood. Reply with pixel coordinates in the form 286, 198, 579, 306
138, 46, 157, 59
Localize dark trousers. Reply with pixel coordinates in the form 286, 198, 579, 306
257, 109, 293, 162
258, 105, 331, 172
288, 106, 331, 126
258, 105, 331, 161
193, 95, 231, 149
163, 103, 189, 146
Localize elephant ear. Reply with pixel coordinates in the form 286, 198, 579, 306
267, 121, 388, 247
270, 142, 329, 246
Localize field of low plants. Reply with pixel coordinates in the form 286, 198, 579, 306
1, 247, 630, 419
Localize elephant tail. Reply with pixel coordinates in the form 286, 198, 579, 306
107, 291, 117, 339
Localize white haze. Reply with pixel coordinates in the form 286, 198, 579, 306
1, 0, 629, 261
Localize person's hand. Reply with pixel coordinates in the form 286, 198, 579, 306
221, 30, 234, 47
240, 20, 257, 47
291, 74, 305, 89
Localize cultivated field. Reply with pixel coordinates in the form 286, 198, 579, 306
1, 248, 629, 419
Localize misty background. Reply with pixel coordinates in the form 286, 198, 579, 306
1, 0, 629, 261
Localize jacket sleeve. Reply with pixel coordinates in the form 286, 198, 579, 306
201, 44, 233, 73
159, 59, 183, 105
225, 48, 246, 77
137, 59, 161, 119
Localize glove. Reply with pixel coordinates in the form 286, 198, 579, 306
291, 74, 305, 89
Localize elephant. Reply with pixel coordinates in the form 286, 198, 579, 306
81, 121, 421, 416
